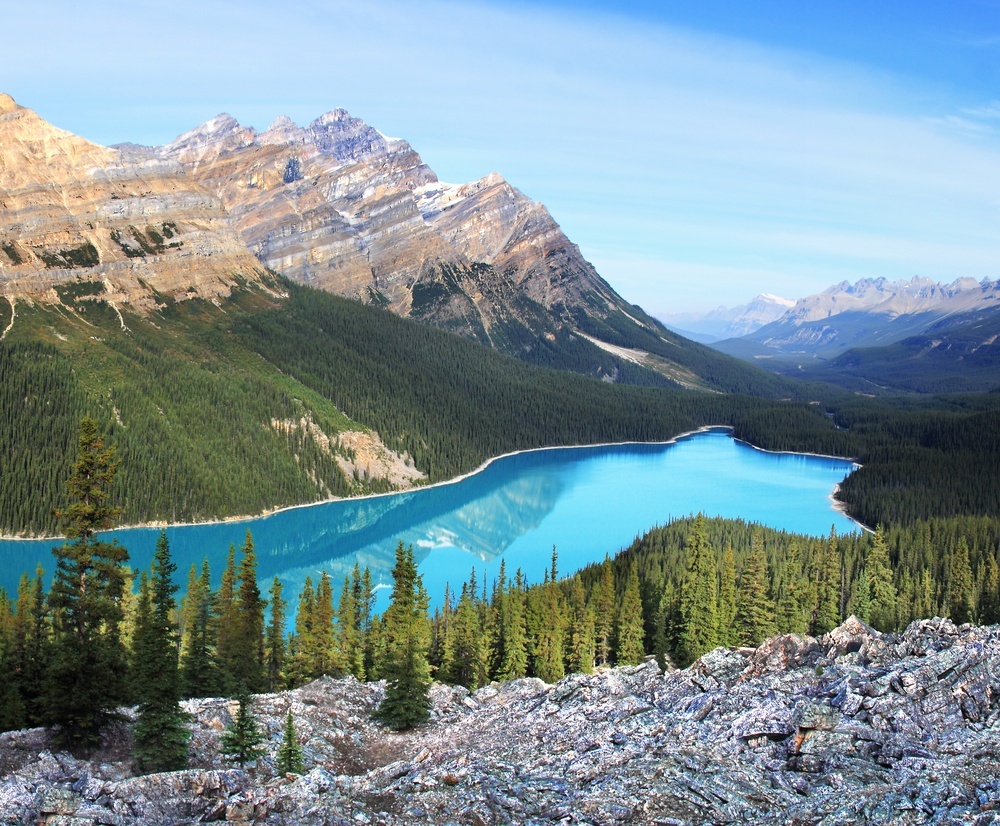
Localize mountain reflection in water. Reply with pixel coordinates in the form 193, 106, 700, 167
0, 431, 858, 612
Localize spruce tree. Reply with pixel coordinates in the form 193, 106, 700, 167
275, 709, 304, 775
180, 560, 219, 698
678, 515, 718, 664
717, 543, 737, 647
10, 566, 48, 727
494, 571, 528, 681
133, 532, 190, 773
615, 566, 645, 665
231, 531, 266, 692
774, 541, 807, 635
221, 691, 266, 769
565, 577, 595, 675
948, 537, 974, 626
45, 417, 130, 751
213, 546, 239, 693
593, 556, 615, 667
265, 578, 286, 692
375, 543, 432, 730
444, 584, 488, 689
733, 532, 775, 647
812, 528, 842, 635
979, 553, 1000, 625
866, 527, 897, 631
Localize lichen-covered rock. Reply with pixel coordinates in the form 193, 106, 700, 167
3, 618, 1000, 824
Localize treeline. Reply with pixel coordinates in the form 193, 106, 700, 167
6, 278, 1000, 544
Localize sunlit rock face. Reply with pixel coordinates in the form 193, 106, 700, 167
155, 108, 636, 347
0, 95, 265, 309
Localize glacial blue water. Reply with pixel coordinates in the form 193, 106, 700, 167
0, 430, 858, 610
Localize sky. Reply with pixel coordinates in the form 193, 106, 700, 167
4, 0, 1000, 318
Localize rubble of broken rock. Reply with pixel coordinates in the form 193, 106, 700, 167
4, 616, 1000, 825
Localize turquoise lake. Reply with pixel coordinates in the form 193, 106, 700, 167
0, 429, 859, 609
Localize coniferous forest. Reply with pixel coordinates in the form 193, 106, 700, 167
3, 278, 1000, 767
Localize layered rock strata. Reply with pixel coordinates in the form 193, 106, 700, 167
0, 94, 265, 310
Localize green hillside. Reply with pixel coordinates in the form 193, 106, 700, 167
3, 276, 1000, 538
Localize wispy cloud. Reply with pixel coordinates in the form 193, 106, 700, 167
2, 0, 1000, 312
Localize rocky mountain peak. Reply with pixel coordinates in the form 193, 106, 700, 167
0, 93, 18, 114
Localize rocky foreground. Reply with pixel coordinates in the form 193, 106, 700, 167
3, 617, 1000, 825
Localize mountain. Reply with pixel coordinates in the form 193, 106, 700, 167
803, 308, 1000, 393
660, 293, 794, 341
2, 618, 997, 825
0, 94, 790, 395
713, 276, 1000, 362
0, 94, 265, 309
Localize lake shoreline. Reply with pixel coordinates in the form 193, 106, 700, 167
1, 425, 863, 541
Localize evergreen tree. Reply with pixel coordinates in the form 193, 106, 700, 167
221, 691, 266, 769
337, 572, 364, 680
275, 709, 304, 775
849, 569, 872, 623
287, 577, 316, 687
265, 578, 286, 692
312, 572, 339, 677
733, 532, 775, 646
0, 589, 24, 732
10, 566, 48, 727
717, 543, 737, 647
45, 417, 130, 751
774, 541, 807, 635
812, 528, 842, 634
494, 571, 528, 682
132, 532, 190, 773
593, 556, 615, 667
375, 543, 432, 730
180, 560, 219, 698
529, 577, 565, 683
979, 553, 1000, 625
444, 583, 488, 689
213, 545, 239, 693
947, 537, 974, 625
615, 566, 645, 665
678, 515, 718, 664
565, 577, 595, 675
230, 531, 266, 692
867, 527, 898, 631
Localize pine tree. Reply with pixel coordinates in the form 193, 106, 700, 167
10, 566, 48, 727
565, 577, 595, 675
849, 569, 872, 623
265, 578, 286, 692
593, 556, 615, 667
733, 532, 775, 647
45, 417, 130, 751
0, 589, 24, 732
221, 691, 266, 769
180, 560, 219, 698
867, 527, 897, 631
947, 537, 974, 625
275, 708, 304, 776
312, 572, 339, 677
812, 527, 841, 634
494, 571, 528, 681
717, 543, 737, 647
615, 566, 645, 665
132, 532, 190, 774
337, 572, 364, 680
979, 552, 1000, 625
678, 515, 718, 664
774, 541, 807, 635
375, 543, 432, 730
230, 531, 266, 692
214, 545, 239, 693
444, 583, 488, 689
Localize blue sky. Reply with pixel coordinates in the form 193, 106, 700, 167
4, 0, 1000, 317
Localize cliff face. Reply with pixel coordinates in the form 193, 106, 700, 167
155, 109, 644, 351
4, 617, 1000, 825
0, 94, 265, 310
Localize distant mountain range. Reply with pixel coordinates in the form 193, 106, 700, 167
660, 293, 794, 342
707, 276, 1000, 392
